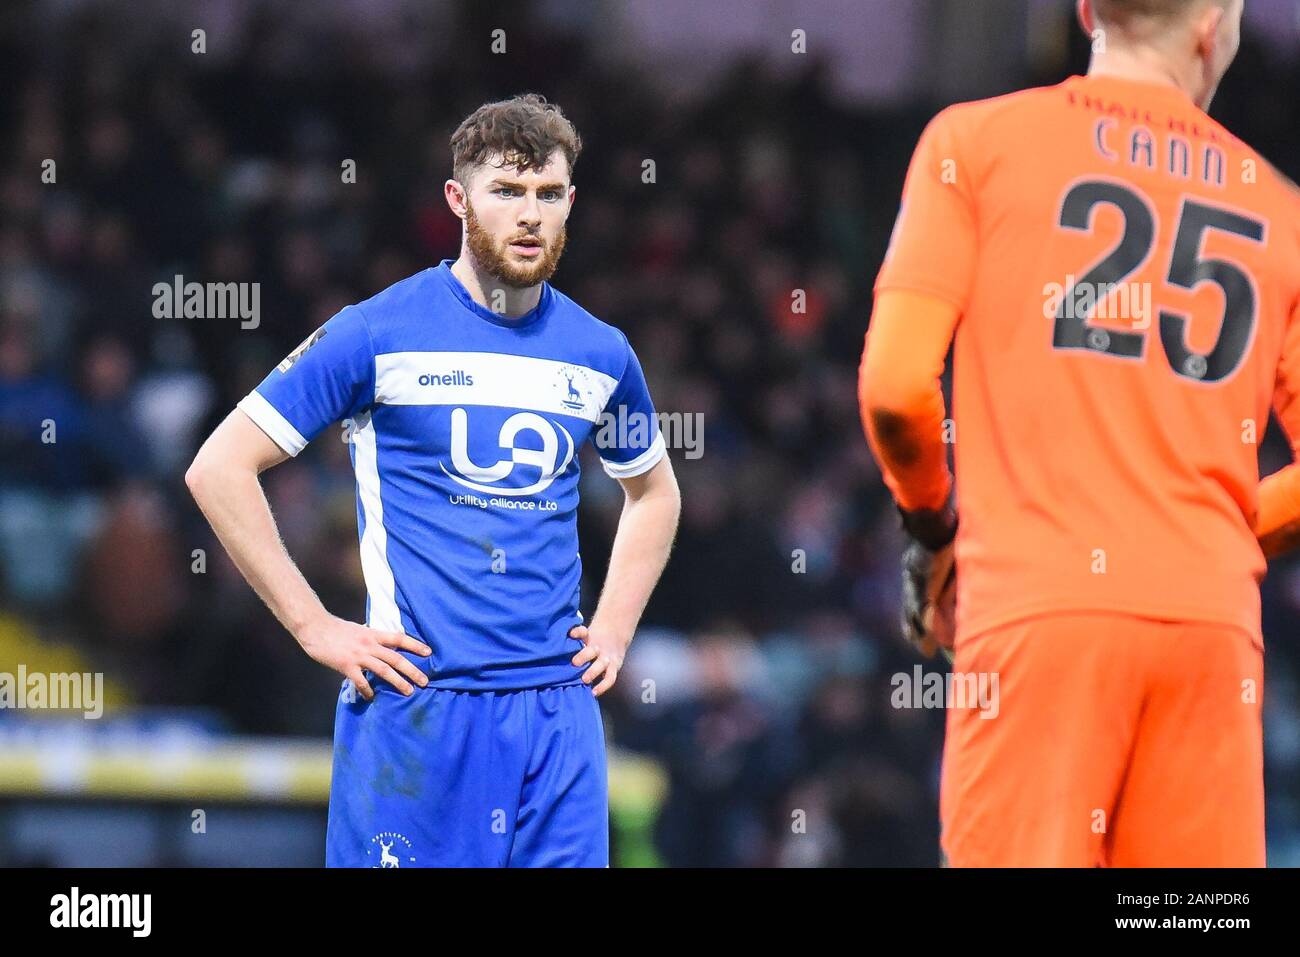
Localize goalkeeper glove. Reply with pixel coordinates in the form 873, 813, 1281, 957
898, 503, 957, 661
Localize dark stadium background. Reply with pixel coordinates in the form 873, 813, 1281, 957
1, 0, 1298, 866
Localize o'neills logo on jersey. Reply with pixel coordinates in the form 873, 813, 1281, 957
419, 370, 474, 387
441, 408, 574, 496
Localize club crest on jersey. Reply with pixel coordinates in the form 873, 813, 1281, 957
368, 831, 415, 868
556, 365, 594, 416
441, 408, 575, 496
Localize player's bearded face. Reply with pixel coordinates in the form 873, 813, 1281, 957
465, 200, 567, 288
463, 158, 570, 289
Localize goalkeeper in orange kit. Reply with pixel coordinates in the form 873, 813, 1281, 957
860, 0, 1300, 866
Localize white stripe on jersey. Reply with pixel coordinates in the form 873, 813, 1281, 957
352, 410, 403, 633
373, 351, 619, 423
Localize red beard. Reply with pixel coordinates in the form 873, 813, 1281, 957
465, 201, 567, 290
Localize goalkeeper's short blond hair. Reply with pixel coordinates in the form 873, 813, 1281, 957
1093, 0, 1227, 30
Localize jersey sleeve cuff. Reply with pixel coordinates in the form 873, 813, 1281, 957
237, 391, 309, 457
600, 432, 666, 479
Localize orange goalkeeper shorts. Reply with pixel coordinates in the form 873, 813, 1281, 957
939, 611, 1265, 867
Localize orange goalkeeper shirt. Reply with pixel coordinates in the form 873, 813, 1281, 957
873, 73, 1300, 644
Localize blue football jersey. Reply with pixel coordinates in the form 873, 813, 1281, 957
238, 261, 664, 689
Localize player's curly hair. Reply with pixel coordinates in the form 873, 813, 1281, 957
450, 93, 583, 185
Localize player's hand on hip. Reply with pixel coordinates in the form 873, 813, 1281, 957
295, 614, 431, 700
569, 622, 629, 697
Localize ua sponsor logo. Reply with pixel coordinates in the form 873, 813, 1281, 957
441, 408, 575, 496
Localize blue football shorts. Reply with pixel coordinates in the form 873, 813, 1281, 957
324, 678, 609, 867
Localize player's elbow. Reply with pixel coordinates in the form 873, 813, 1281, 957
184, 439, 230, 502
866, 407, 925, 468
859, 376, 933, 454
183, 450, 214, 501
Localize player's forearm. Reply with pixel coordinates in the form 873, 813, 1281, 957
860, 378, 952, 512
859, 289, 959, 512
1255, 461, 1300, 558
589, 473, 681, 640
185, 457, 328, 638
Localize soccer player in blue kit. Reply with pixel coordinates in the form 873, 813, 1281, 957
185, 94, 681, 867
